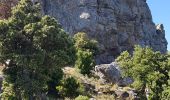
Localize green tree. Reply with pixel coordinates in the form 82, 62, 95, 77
74, 32, 98, 75
0, 0, 75, 99
116, 45, 170, 100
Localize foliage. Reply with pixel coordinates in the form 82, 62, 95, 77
116, 45, 170, 100
0, 0, 75, 99
74, 32, 98, 75
161, 78, 170, 100
0, 80, 17, 100
56, 77, 80, 98
47, 68, 63, 98
75, 95, 89, 100
74, 32, 98, 55
75, 50, 95, 75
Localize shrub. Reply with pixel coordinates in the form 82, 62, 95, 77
47, 68, 64, 98
0, 80, 16, 100
57, 77, 80, 98
74, 32, 98, 75
75, 50, 95, 75
74, 32, 98, 55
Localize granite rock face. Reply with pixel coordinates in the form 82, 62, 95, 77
36, 0, 167, 64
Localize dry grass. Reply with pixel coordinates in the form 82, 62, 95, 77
63, 67, 136, 100
63, 67, 99, 85
63, 67, 118, 97
0, 64, 5, 75
63, 67, 115, 88
95, 94, 115, 100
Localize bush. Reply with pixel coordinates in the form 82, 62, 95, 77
0, 80, 16, 100
75, 50, 95, 75
74, 32, 98, 55
75, 95, 89, 100
47, 68, 64, 98
57, 77, 80, 98
74, 32, 98, 75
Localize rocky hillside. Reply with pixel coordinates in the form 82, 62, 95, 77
35, 0, 167, 64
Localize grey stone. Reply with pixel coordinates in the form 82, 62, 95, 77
118, 77, 134, 87
36, 0, 167, 64
95, 62, 121, 84
95, 62, 133, 86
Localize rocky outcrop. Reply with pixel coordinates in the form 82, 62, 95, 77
115, 88, 137, 100
95, 62, 133, 86
95, 62, 121, 84
36, 0, 167, 64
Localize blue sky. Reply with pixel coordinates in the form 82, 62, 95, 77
147, 0, 170, 51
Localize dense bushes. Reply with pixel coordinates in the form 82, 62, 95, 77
74, 32, 98, 75
116, 46, 170, 100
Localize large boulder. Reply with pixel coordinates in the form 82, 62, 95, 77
95, 62, 133, 86
95, 62, 121, 84
35, 0, 167, 64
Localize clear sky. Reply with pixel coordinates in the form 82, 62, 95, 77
147, 0, 170, 51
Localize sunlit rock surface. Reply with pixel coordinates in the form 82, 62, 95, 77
36, 0, 167, 64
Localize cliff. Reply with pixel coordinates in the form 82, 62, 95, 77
36, 0, 167, 63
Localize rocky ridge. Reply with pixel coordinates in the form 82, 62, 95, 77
35, 0, 167, 64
